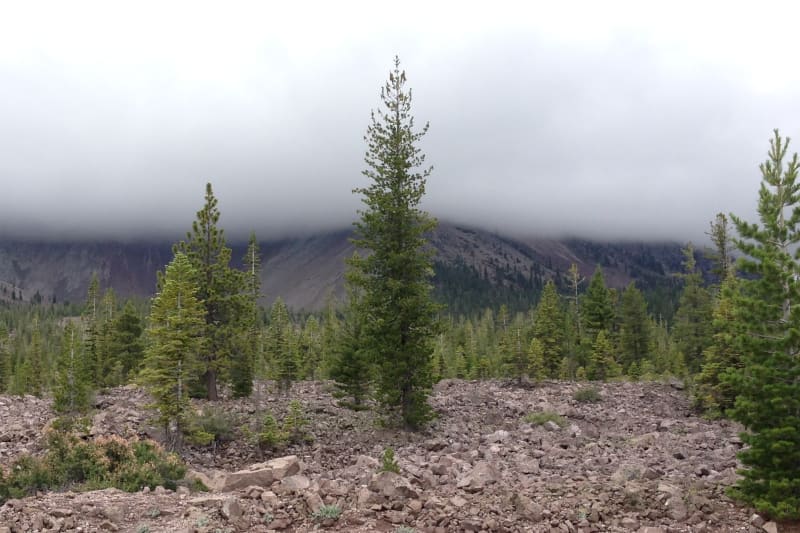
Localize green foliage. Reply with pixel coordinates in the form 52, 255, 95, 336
573, 386, 602, 403
693, 271, 742, 417
331, 279, 372, 407
527, 338, 546, 381
53, 321, 91, 414
532, 281, 564, 377
380, 447, 400, 474
673, 244, 713, 373
312, 504, 342, 521
266, 298, 296, 392
256, 412, 288, 451
107, 301, 144, 384
140, 253, 205, 451
588, 330, 621, 381
583, 266, 614, 338
725, 130, 800, 519
523, 411, 567, 427
186, 407, 237, 447
618, 282, 651, 369
348, 57, 440, 430
174, 182, 248, 401
231, 231, 261, 399
0, 431, 186, 504
284, 400, 313, 445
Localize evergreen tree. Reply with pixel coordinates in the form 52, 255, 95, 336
503, 315, 529, 381
331, 282, 372, 407
230, 232, 260, 398
582, 266, 614, 339
618, 282, 651, 369
726, 130, 800, 518
532, 280, 564, 377
175, 183, 246, 400
0, 323, 9, 393
108, 301, 144, 383
706, 212, 734, 282
527, 338, 546, 381
96, 288, 116, 387
27, 316, 44, 397
694, 271, 742, 416
82, 273, 100, 386
673, 244, 713, 373
53, 322, 90, 414
348, 57, 439, 429
267, 298, 295, 392
588, 329, 621, 381
140, 253, 205, 451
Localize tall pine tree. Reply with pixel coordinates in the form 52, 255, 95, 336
672, 244, 713, 373
619, 282, 651, 370
532, 280, 564, 377
348, 57, 439, 429
140, 253, 205, 451
175, 183, 245, 400
727, 130, 800, 518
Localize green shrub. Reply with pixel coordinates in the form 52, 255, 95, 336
0, 430, 186, 504
380, 447, 400, 474
284, 400, 313, 445
312, 504, 342, 521
523, 411, 567, 427
395, 527, 416, 533
257, 413, 288, 451
186, 407, 237, 447
573, 386, 602, 403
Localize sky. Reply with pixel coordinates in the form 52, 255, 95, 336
2, 1, 800, 242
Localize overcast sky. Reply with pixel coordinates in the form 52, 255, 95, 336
2, 1, 800, 242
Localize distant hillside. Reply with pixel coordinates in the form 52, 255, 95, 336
0, 223, 690, 317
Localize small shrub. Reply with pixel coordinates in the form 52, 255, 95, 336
186, 407, 237, 447
283, 400, 313, 445
573, 386, 602, 403
523, 411, 567, 427
380, 447, 400, 474
312, 504, 342, 521
257, 413, 288, 451
196, 516, 209, 527
395, 527, 416, 533
136, 525, 150, 533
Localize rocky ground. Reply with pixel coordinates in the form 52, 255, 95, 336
0, 379, 788, 533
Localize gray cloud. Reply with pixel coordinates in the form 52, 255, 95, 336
2, 2, 800, 243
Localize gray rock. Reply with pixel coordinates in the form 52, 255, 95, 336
221, 498, 242, 521
456, 461, 500, 492
763, 522, 778, 533
367, 471, 419, 500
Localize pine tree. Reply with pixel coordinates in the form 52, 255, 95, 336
175, 183, 246, 400
694, 271, 742, 416
618, 282, 651, 369
673, 244, 713, 373
588, 329, 621, 381
532, 280, 564, 377
331, 281, 372, 407
503, 315, 529, 381
83, 273, 100, 387
582, 266, 614, 339
140, 253, 205, 451
267, 298, 295, 392
726, 130, 800, 518
230, 232, 260, 398
348, 57, 439, 429
706, 213, 734, 282
96, 288, 116, 387
53, 322, 90, 414
0, 323, 9, 393
527, 338, 546, 381
27, 316, 44, 397
108, 301, 144, 383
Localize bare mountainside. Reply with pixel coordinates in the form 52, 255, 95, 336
0, 380, 766, 532
0, 224, 686, 311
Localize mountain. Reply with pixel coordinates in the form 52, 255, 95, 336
0, 223, 690, 317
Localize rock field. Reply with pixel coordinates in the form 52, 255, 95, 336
0, 379, 787, 532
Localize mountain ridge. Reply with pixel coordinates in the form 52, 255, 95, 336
0, 223, 688, 314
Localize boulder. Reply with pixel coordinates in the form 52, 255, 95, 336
456, 461, 500, 493
214, 455, 301, 492
367, 471, 419, 500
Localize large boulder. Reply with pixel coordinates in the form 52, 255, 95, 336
456, 461, 501, 493
213, 455, 302, 492
367, 471, 419, 501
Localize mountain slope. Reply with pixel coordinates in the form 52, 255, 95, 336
0, 224, 688, 315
